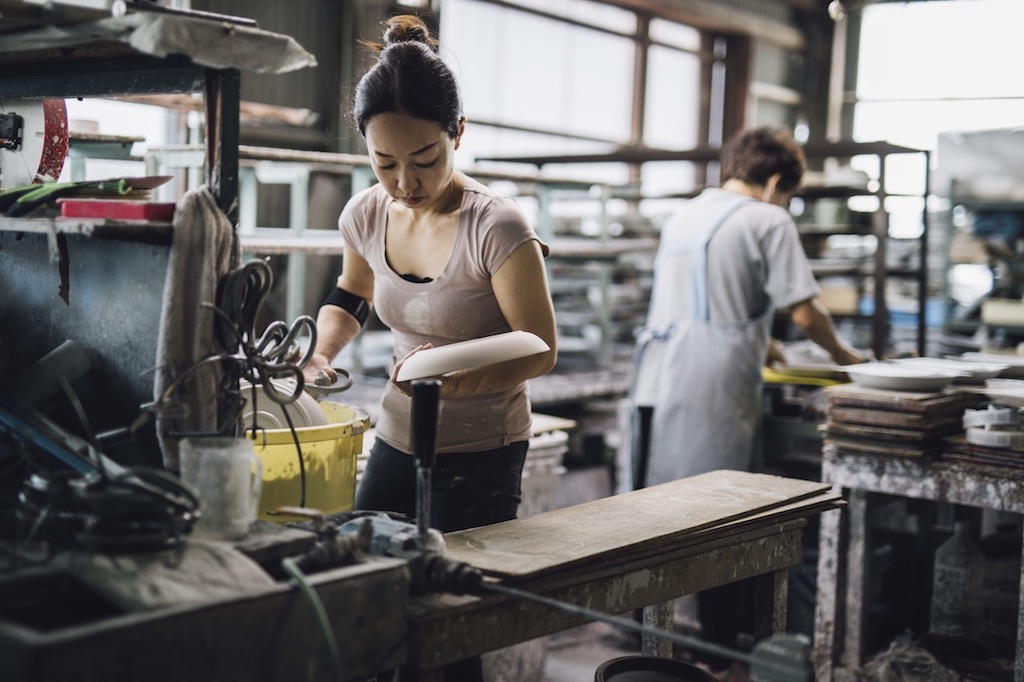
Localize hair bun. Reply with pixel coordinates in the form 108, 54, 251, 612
382, 15, 438, 51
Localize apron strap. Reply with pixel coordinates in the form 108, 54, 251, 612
689, 196, 753, 321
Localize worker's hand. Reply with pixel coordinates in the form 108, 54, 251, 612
765, 338, 787, 367
302, 352, 337, 387
390, 344, 433, 396
832, 346, 870, 366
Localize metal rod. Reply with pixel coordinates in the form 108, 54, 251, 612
411, 380, 440, 542
477, 580, 752, 668
477, 581, 814, 680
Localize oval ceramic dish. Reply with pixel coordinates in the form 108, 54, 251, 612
843, 363, 961, 392
395, 330, 549, 382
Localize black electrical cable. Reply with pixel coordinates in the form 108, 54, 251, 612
279, 401, 306, 509
281, 558, 344, 682
241, 377, 306, 509
14, 465, 199, 554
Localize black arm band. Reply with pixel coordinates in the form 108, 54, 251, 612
323, 287, 370, 326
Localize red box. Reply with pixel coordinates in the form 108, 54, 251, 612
57, 198, 176, 221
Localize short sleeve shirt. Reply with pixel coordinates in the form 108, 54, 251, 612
646, 188, 820, 327
339, 175, 544, 453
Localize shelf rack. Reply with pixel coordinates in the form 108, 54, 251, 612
478, 140, 931, 359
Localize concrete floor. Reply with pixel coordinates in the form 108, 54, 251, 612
521, 466, 712, 682
542, 621, 643, 682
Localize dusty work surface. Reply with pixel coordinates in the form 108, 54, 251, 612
444, 469, 839, 579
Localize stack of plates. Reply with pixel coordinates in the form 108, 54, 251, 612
962, 404, 1024, 450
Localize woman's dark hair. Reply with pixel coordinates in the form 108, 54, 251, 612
719, 127, 806, 193
352, 15, 463, 139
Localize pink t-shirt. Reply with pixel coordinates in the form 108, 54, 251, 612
339, 174, 546, 453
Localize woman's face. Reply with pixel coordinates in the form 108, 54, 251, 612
364, 111, 463, 211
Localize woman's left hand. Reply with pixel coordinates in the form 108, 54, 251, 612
390, 344, 434, 395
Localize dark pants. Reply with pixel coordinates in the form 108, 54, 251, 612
356, 438, 528, 682
356, 438, 527, 532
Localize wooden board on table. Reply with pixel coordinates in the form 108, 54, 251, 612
443, 469, 831, 578
826, 437, 937, 459
824, 420, 961, 442
581, 489, 843, 573
823, 384, 971, 413
941, 435, 1024, 470
828, 404, 965, 429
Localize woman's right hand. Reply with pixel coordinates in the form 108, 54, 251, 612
302, 352, 338, 387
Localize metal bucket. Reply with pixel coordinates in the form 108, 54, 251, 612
595, 656, 716, 682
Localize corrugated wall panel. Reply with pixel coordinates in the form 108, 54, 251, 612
192, 0, 345, 150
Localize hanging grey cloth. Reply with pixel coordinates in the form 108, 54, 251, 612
153, 185, 239, 472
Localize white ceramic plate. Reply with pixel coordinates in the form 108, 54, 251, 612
983, 378, 1024, 408
960, 352, 1024, 379
772, 363, 849, 380
240, 379, 329, 429
396, 331, 550, 382
892, 357, 1006, 383
843, 363, 961, 392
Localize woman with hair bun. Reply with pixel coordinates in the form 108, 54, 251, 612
305, 16, 556, 677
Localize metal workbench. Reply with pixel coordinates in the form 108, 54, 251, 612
1, 469, 841, 682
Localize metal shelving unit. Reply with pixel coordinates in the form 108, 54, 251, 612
479, 140, 932, 359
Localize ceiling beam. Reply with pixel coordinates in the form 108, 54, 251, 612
588, 0, 808, 50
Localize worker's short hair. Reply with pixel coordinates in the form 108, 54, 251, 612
720, 127, 806, 193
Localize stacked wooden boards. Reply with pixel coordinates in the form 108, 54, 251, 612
443, 469, 842, 580
821, 384, 977, 459
942, 433, 1024, 469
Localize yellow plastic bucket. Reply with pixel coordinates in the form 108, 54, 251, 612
246, 401, 368, 521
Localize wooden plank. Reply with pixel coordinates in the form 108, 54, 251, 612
503, 494, 843, 590
444, 470, 831, 578
824, 384, 970, 413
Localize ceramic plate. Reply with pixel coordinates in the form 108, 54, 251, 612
984, 378, 1024, 408
843, 363, 961, 392
772, 363, 849, 380
892, 357, 1006, 383
240, 379, 329, 429
961, 352, 1024, 379
396, 330, 549, 382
